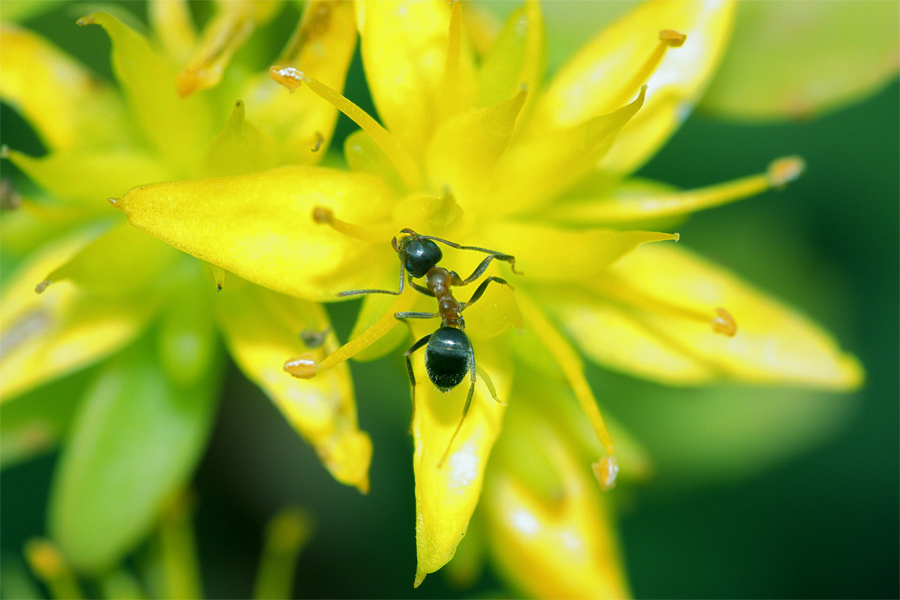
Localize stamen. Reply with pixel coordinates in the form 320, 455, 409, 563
767, 155, 805, 188
284, 292, 418, 378
554, 156, 807, 225
24, 538, 84, 600
604, 29, 686, 113
269, 66, 421, 190
712, 307, 737, 337
311, 206, 398, 243
594, 277, 739, 338
176, 4, 256, 96
517, 293, 618, 490
34, 279, 52, 294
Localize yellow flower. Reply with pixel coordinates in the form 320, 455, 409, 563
1, 0, 370, 574
2, 0, 873, 596
92, 0, 865, 594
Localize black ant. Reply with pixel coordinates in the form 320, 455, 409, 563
339, 228, 518, 466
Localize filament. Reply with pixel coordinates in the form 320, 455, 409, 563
517, 293, 619, 490
311, 206, 398, 243
269, 66, 421, 189
593, 276, 737, 337
604, 29, 686, 113
284, 292, 418, 378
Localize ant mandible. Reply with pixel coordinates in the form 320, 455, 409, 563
340, 228, 519, 467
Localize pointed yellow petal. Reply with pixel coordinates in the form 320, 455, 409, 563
477, 0, 544, 107
78, 12, 214, 172
544, 244, 863, 389
243, 0, 356, 165
532, 0, 735, 175
0, 25, 129, 151
115, 166, 396, 302
490, 87, 646, 214
357, 0, 477, 154
412, 337, 511, 586
481, 220, 677, 283
425, 89, 527, 212
214, 278, 371, 492
1, 234, 159, 400
41, 220, 179, 297
482, 395, 630, 599
201, 100, 278, 177
5, 148, 172, 206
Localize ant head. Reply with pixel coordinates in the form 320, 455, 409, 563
397, 232, 442, 278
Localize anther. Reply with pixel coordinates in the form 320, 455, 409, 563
711, 307, 737, 337
659, 29, 687, 47
34, 279, 52, 294
269, 65, 306, 93
0, 145, 9, 159
108, 197, 119, 208
312, 131, 324, 152
593, 456, 619, 491
767, 156, 806, 189
284, 353, 319, 378
312, 206, 334, 224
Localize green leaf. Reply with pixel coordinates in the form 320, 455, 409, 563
700, 1, 900, 121
48, 339, 220, 574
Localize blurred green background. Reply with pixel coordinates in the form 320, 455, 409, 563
1, 1, 897, 598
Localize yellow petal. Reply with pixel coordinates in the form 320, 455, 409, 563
40, 220, 179, 297
532, 0, 735, 175
115, 166, 396, 302
543, 244, 863, 389
481, 220, 677, 283
425, 89, 527, 212
482, 393, 630, 599
357, 0, 477, 154
242, 0, 357, 165
201, 100, 278, 177
412, 335, 511, 586
0, 25, 129, 151
77, 12, 214, 173
213, 277, 371, 492
477, 0, 545, 107
5, 148, 173, 206
490, 86, 645, 215
0, 233, 158, 400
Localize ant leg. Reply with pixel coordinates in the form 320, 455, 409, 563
337, 250, 407, 297
460, 276, 509, 310
404, 334, 432, 427
477, 366, 506, 405
395, 311, 440, 320
450, 255, 494, 286
409, 281, 435, 297
437, 345, 478, 468
421, 234, 520, 274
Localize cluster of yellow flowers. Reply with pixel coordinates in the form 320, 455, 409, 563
2, 0, 891, 596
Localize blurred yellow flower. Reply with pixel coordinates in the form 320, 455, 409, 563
1, 0, 869, 596
1, 0, 369, 574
